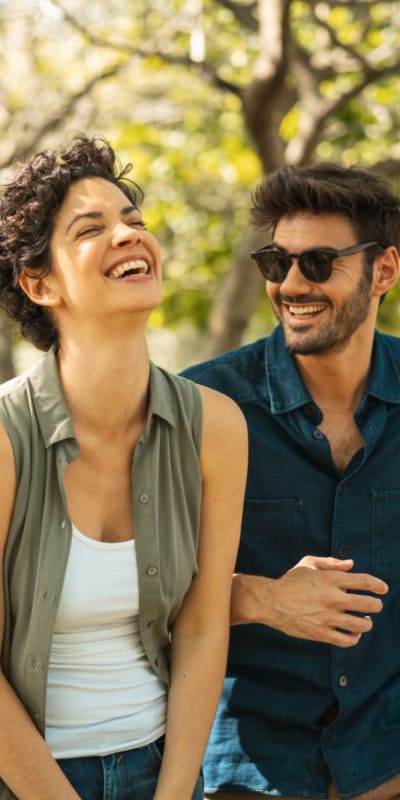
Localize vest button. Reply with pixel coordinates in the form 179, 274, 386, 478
337, 544, 348, 557
338, 674, 348, 687
139, 493, 150, 504
41, 591, 54, 602
147, 565, 158, 576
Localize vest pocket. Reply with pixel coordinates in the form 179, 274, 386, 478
372, 488, 400, 583
238, 497, 305, 578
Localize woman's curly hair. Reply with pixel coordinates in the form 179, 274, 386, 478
0, 134, 143, 350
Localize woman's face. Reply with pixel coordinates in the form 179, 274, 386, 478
43, 176, 163, 325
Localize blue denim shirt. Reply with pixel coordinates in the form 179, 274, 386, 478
182, 325, 400, 799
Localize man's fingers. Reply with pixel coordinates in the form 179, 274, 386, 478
323, 630, 362, 648
293, 556, 354, 572
340, 592, 384, 615
335, 613, 374, 634
338, 572, 389, 596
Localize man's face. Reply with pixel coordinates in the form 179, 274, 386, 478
266, 212, 375, 356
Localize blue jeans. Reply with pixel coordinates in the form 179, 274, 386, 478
57, 736, 204, 800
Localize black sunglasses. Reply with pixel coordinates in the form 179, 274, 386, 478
250, 241, 381, 284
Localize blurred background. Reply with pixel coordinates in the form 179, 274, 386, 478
1, 0, 400, 379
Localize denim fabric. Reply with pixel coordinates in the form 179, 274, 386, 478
182, 326, 400, 799
58, 737, 203, 800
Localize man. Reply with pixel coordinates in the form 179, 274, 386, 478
182, 162, 400, 800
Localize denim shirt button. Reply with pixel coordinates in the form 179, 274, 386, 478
338, 674, 348, 687
338, 544, 348, 556
313, 429, 324, 440
304, 403, 317, 416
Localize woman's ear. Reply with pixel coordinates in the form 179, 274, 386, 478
373, 247, 399, 299
18, 270, 61, 308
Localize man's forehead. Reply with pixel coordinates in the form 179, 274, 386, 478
274, 211, 356, 248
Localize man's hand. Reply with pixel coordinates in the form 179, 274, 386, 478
231, 557, 388, 647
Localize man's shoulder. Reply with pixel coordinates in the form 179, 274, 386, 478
181, 337, 268, 402
377, 331, 400, 353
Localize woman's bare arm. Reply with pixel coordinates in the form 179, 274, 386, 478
153, 387, 248, 800
0, 423, 81, 800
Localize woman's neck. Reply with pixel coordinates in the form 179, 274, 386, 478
56, 329, 151, 435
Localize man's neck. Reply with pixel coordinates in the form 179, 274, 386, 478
293, 332, 375, 415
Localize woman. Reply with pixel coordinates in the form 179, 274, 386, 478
0, 136, 247, 800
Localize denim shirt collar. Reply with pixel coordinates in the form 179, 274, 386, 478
29, 347, 176, 448
264, 325, 400, 415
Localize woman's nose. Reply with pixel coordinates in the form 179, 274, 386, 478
112, 222, 142, 247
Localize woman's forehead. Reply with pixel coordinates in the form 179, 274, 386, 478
54, 177, 137, 231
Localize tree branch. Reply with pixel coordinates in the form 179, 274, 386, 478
285, 35, 400, 166
50, 0, 243, 98
212, 0, 258, 31
0, 62, 128, 169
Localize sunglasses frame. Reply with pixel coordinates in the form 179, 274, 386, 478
250, 240, 381, 284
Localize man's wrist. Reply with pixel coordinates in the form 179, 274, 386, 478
231, 572, 277, 626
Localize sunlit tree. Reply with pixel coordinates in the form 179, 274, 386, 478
1, 0, 400, 379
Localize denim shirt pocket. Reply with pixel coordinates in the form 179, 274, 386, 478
372, 488, 400, 583
238, 496, 305, 578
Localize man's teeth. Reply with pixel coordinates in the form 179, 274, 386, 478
288, 304, 325, 316
108, 260, 148, 279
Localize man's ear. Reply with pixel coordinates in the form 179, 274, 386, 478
373, 247, 399, 299
18, 270, 61, 308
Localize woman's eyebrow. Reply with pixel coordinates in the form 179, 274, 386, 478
66, 205, 138, 234
66, 210, 102, 234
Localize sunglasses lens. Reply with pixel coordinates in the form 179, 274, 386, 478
300, 251, 333, 283
254, 250, 289, 282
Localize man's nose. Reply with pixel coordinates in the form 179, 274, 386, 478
279, 258, 311, 292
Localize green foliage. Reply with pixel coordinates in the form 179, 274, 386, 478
1, 0, 400, 363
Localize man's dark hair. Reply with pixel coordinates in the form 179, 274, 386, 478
0, 134, 143, 351
251, 162, 400, 253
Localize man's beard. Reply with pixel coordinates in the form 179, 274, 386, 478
275, 267, 374, 356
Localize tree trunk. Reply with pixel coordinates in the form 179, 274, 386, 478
0, 314, 15, 382
202, 228, 266, 357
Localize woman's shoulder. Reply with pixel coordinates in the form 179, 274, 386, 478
150, 362, 246, 439
149, 362, 202, 414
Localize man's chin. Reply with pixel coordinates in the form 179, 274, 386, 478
284, 332, 349, 356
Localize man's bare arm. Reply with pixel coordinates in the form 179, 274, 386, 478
231, 556, 388, 647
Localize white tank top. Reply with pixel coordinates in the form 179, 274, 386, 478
45, 525, 167, 758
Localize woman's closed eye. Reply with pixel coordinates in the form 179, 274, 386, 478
76, 225, 104, 238
128, 219, 147, 230
76, 220, 147, 238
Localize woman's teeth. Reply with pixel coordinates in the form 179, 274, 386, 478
108, 259, 148, 279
